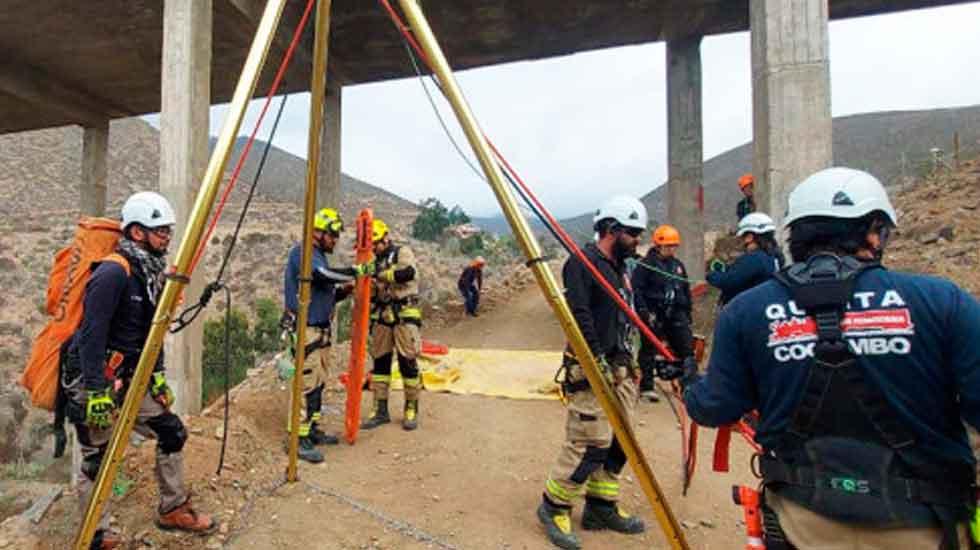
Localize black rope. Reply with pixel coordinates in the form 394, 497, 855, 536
216, 283, 231, 475
170, 92, 291, 335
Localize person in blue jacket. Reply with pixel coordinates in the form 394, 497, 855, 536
680, 167, 980, 549
707, 212, 784, 306
63, 192, 216, 549
282, 207, 368, 463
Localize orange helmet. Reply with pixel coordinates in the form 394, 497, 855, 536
738, 173, 754, 189
652, 225, 681, 246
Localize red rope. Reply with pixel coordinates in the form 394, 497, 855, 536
187, 0, 317, 275
378, 0, 764, 486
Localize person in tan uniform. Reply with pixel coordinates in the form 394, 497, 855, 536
537, 196, 649, 550
361, 219, 423, 431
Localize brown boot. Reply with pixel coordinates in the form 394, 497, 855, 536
90, 529, 122, 550
156, 500, 218, 535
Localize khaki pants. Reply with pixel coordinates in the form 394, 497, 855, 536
767, 491, 971, 550
70, 386, 187, 525
288, 327, 333, 437
370, 323, 422, 401
545, 363, 639, 507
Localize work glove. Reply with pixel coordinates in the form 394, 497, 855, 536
280, 310, 297, 332
150, 372, 175, 409
657, 356, 700, 388
709, 259, 727, 273
353, 260, 376, 277
85, 389, 116, 430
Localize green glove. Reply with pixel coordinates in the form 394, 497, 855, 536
353, 260, 376, 277
150, 372, 175, 409
709, 259, 727, 273
86, 390, 115, 429
970, 504, 980, 544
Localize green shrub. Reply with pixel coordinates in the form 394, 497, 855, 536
411, 198, 471, 242
459, 233, 486, 256
202, 309, 254, 405
252, 297, 281, 356
335, 298, 353, 343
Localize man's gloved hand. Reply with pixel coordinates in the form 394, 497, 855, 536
150, 372, 175, 409
709, 259, 727, 273
353, 260, 376, 277
280, 310, 297, 332
85, 389, 116, 429
678, 356, 701, 390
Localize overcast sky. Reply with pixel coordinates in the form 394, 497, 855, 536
195, 3, 980, 219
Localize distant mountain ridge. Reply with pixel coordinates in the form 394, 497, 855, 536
538, 104, 980, 239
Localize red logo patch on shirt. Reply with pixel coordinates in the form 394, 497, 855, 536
768, 309, 914, 347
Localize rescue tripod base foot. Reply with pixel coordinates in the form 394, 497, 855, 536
537, 501, 582, 550
581, 498, 646, 534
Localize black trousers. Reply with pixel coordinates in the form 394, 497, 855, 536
638, 311, 693, 392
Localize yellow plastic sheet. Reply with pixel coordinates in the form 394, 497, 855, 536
389, 348, 562, 400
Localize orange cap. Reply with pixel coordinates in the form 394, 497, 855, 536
652, 225, 681, 246
738, 174, 754, 189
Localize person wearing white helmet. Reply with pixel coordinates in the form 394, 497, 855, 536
63, 191, 216, 549
537, 195, 647, 550
682, 167, 980, 549
707, 211, 784, 306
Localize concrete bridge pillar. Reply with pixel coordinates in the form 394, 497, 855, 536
750, 0, 833, 233
80, 121, 109, 217
316, 80, 342, 211
667, 36, 705, 282
159, 0, 212, 415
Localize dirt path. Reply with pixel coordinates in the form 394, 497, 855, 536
36, 285, 755, 550
222, 285, 754, 549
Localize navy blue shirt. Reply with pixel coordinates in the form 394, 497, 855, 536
74, 258, 160, 390
685, 266, 980, 468
283, 244, 352, 328
707, 249, 781, 305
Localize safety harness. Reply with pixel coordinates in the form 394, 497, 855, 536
761, 254, 974, 550
371, 246, 422, 327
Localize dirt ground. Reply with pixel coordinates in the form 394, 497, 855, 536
30, 283, 754, 550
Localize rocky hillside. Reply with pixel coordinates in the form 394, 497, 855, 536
0, 117, 526, 473
558, 104, 980, 237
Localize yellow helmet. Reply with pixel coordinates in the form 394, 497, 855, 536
313, 208, 343, 235
371, 219, 389, 243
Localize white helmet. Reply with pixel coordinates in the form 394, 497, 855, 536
592, 195, 648, 231
121, 191, 177, 230
736, 212, 776, 237
784, 168, 897, 228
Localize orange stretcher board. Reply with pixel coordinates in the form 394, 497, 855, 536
344, 209, 374, 444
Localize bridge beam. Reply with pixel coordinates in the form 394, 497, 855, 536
316, 81, 343, 211
667, 35, 705, 282
750, 0, 833, 233
80, 121, 110, 217
159, 0, 212, 415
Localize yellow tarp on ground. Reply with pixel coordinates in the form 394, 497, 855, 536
388, 348, 562, 400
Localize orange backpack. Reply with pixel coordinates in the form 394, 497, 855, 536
20, 217, 130, 410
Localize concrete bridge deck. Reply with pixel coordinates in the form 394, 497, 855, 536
0, 0, 972, 134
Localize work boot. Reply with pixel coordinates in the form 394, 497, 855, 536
156, 500, 218, 535
536, 499, 581, 550
581, 497, 645, 534
403, 400, 419, 431
361, 399, 390, 430
310, 424, 339, 446
290, 436, 324, 463
90, 529, 122, 550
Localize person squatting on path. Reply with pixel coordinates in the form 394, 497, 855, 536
537, 195, 648, 550
682, 167, 980, 549
736, 172, 756, 222
631, 225, 694, 404
362, 218, 424, 431
282, 208, 369, 464
458, 256, 485, 316
62, 192, 216, 549
707, 212, 785, 307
